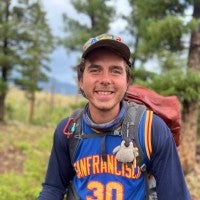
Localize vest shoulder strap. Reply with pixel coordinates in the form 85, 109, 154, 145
63, 109, 83, 162
122, 101, 147, 169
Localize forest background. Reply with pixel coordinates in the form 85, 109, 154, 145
0, 0, 200, 199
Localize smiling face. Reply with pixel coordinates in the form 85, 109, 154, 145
79, 48, 130, 123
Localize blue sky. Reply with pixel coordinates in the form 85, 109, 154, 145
42, 0, 131, 85
42, 0, 77, 85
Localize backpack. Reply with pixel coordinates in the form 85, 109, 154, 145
63, 85, 181, 200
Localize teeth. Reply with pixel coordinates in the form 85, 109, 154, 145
97, 91, 112, 95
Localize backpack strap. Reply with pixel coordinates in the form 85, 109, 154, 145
121, 102, 155, 200
121, 101, 147, 170
63, 109, 83, 162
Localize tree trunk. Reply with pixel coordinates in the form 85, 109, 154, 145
0, 93, 6, 122
179, 103, 198, 174
187, 2, 200, 71
29, 92, 35, 123
0, 1, 10, 122
179, 2, 200, 173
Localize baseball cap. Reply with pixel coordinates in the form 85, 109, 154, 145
82, 33, 131, 66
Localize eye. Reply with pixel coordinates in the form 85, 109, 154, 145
87, 66, 101, 74
111, 67, 123, 74
89, 68, 100, 73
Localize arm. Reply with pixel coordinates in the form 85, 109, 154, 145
38, 118, 75, 200
150, 115, 191, 200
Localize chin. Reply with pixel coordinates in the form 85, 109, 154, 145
95, 102, 119, 111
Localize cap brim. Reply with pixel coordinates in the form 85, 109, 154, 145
82, 39, 130, 63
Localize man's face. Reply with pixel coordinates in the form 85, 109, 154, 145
79, 48, 129, 123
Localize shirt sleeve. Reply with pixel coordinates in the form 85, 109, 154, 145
37, 118, 75, 200
150, 114, 191, 200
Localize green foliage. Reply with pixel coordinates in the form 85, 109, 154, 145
31, 102, 74, 125
61, 0, 116, 53
141, 16, 185, 54
0, 80, 8, 94
132, 67, 155, 83
129, 0, 186, 19
69, 100, 87, 110
0, 124, 53, 200
13, 1, 54, 97
157, 51, 187, 72
0, 0, 54, 121
126, 0, 199, 65
146, 68, 200, 105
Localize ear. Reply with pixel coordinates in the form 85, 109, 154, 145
78, 78, 83, 90
126, 80, 131, 90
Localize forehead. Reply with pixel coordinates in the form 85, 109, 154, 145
85, 47, 127, 64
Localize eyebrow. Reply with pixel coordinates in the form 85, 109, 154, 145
86, 63, 124, 69
110, 65, 124, 69
85, 63, 101, 70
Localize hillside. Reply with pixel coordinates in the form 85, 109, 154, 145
40, 77, 78, 96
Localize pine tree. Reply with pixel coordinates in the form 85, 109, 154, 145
0, 0, 30, 121
125, 0, 200, 173
0, 0, 54, 122
14, 2, 54, 123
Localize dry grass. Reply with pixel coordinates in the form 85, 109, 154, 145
5, 86, 86, 125
7, 86, 83, 108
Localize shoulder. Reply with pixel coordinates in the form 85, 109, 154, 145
151, 113, 177, 154
151, 114, 172, 140
139, 112, 177, 162
55, 118, 69, 136
53, 108, 83, 146
53, 118, 69, 146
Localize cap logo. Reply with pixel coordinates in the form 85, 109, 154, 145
83, 34, 123, 52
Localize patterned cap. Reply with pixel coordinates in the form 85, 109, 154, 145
82, 33, 131, 66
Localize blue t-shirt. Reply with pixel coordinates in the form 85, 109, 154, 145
38, 107, 191, 200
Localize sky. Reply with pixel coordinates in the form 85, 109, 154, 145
41, 0, 131, 85
42, 0, 78, 85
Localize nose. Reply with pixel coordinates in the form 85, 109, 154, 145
100, 70, 111, 85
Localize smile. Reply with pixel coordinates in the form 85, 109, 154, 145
96, 91, 113, 95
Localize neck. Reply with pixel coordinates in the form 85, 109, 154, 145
89, 104, 121, 124
83, 102, 125, 131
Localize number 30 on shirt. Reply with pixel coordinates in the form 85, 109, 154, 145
86, 181, 124, 200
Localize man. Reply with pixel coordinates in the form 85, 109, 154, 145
38, 33, 191, 199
